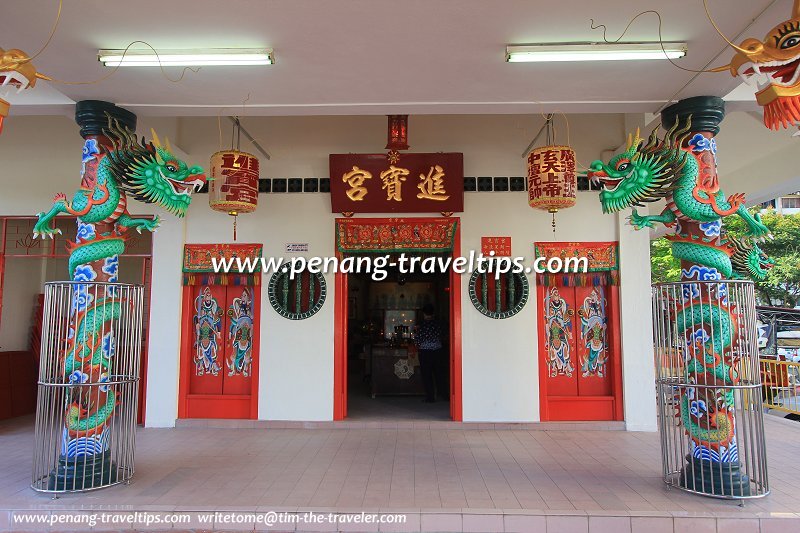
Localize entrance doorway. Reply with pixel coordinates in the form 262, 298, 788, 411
345, 261, 451, 420
537, 282, 623, 421
178, 281, 260, 419
333, 217, 463, 421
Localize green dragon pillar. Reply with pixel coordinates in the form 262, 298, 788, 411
34, 101, 206, 490
588, 96, 772, 497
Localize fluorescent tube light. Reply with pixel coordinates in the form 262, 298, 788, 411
98, 48, 274, 67
506, 43, 687, 63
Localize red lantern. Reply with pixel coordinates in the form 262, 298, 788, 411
528, 145, 577, 235
209, 150, 259, 240
527, 145, 577, 212
385, 115, 409, 150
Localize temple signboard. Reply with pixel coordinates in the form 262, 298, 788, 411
329, 153, 463, 213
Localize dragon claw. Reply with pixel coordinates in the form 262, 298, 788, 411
136, 227, 142, 234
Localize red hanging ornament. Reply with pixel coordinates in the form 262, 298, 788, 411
209, 149, 259, 241
385, 115, 410, 150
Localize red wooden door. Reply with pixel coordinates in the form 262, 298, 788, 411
180, 282, 259, 419
222, 286, 255, 395
538, 283, 622, 421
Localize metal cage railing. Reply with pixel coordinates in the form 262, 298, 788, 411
32, 281, 144, 494
652, 280, 769, 499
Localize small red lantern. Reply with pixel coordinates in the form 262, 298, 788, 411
386, 115, 409, 150
209, 150, 259, 240
528, 144, 577, 234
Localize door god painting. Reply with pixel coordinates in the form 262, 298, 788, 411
227, 288, 254, 377
544, 286, 575, 377
194, 287, 222, 376
578, 287, 608, 378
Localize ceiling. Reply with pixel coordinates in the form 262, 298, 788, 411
2, 0, 791, 116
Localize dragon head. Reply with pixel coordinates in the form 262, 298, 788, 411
104, 119, 206, 217
730, 235, 774, 281
725, 0, 800, 129
0, 47, 50, 134
587, 121, 691, 214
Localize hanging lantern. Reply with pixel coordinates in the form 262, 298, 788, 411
527, 115, 577, 234
386, 115, 409, 150
209, 148, 259, 240
385, 115, 409, 164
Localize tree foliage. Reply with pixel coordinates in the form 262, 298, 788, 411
650, 237, 681, 284
650, 211, 800, 307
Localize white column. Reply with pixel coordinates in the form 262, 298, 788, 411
144, 215, 186, 427
617, 207, 658, 431
616, 113, 658, 432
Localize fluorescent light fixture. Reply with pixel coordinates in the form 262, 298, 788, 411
506, 42, 687, 63
98, 48, 274, 67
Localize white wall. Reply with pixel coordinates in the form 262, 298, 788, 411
0, 258, 45, 351
459, 192, 617, 422
0, 113, 675, 427
168, 190, 619, 424
181, 195, 337, 422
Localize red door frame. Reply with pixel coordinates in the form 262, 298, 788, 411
537, 280, 623, 422
333, 218, 463, 421
177, 282, 261, 419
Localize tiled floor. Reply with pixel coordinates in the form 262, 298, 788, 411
2, 414, 800, 531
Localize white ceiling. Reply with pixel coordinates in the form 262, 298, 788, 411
1, 0, 790, 116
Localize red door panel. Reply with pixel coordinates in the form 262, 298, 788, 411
542, 285, 578, 396
189, 284, 226, 395
538, 280, 622, 422
575, 285, 612, 397
181, 280, 259, 419
222, 286, 255, 395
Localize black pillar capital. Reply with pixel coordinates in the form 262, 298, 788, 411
75, 100, 136, 138
661, 96, 726, 135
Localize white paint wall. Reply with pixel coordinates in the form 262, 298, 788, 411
0, 112, 705, 428
459, 192, 617, 422
179, 195, 337, 422
0, 258, 45, 351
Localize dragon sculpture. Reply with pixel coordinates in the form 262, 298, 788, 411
718, 0, 800, 129
0, 47, 49, 134
587, 118, 772, 477
33, 118, 205, 460
587, 121, 772, 281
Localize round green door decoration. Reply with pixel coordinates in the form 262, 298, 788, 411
468, 270, 529, 319
268, 262, 326, 320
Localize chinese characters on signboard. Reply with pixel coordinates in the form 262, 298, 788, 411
481, 237, 512, 257
330, 153, 463, 213
527, 146, 577, 212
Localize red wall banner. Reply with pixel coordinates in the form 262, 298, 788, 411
329, 153, 463, 213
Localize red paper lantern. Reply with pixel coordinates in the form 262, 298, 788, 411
209, 150, 260, 215
209, 150, 259, 240
527, 145, 577, 213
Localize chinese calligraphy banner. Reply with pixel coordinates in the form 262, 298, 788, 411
330, 153, 463, 213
